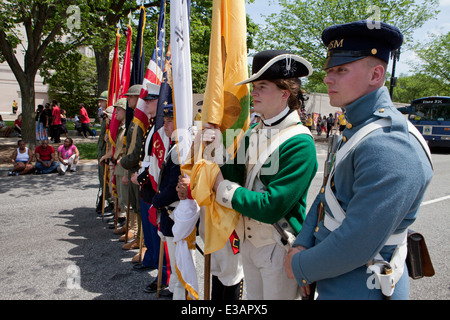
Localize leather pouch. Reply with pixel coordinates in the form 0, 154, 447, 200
406, 230, 435, 279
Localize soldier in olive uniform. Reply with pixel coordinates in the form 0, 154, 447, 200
117, 84, 143, 250
96, 91, 113, 214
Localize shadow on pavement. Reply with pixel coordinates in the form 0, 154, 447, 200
54, 205, 163, 300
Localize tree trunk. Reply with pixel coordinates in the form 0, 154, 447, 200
94, 45, 111, 96
19, 75, 37, 149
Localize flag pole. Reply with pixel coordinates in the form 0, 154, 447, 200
204, 254, 211, 300
101, 144, 109, 222
156, 236, 165, 298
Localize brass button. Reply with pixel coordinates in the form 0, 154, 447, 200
302, 280, 307, 284
342, 136, 347, 142
320, 187, 325, 193
346, 123, 353, 129
315, 226, 319, 232
371, 48, 377, 55
379, 108, 385, 113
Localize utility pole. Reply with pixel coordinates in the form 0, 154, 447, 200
389, 48, 401, 99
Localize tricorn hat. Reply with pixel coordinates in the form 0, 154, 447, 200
236, 50, 313, 85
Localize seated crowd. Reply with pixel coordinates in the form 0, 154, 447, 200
8, 138, 79, 176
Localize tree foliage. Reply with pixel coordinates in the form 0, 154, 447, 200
253, 0, 440, 92
411, 31, 450, 90
0, 0, 258, 145
46, 54, 98, 118
388, 73, 449, 104
0, 0, 88, 146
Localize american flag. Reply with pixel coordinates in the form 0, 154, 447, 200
133, 0, 166, 133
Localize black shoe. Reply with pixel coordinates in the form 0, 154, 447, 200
133, 263, 155, 271
159, 289, 173, 298
144, 280, 168, 294
98, 211, 114, 217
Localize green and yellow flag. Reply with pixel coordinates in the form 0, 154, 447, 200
203, 0, 250, 157
185, 0, 250, 255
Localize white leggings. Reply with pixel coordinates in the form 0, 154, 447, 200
59, 154, 77, 173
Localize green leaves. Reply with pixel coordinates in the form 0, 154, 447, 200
253, 0, 440, 92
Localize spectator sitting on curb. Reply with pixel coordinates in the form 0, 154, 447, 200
14, 114, 22, 137
34, 139, 59, 174
8, 140, 33, 176
0, 115, 14, 137
57, 137, 79, 175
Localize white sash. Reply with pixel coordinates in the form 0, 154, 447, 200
245, 124, 312, 190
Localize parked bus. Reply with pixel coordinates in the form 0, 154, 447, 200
407, 96, 450, 147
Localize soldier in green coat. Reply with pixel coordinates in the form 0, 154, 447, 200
210, 50, 318, 300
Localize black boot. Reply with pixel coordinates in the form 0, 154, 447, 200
211, 275, 244, 300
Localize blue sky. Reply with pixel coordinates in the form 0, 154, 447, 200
245, 0, 450, 75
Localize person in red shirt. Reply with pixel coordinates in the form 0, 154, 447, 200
34, 139, 59, 174
51, 100, 62, 143
14, 114, 22, 137
79, 103, 95, 138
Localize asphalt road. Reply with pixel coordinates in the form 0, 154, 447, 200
0, 142, 448, 301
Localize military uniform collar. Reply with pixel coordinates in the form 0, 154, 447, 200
344, 87, 391, 128
261, 106, 291, 127
260, 107, 300, 131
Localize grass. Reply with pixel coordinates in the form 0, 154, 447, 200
77, 143, 99, 160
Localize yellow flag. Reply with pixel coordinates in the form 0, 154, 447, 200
203, 0, 250, 157
182, 0, 250, 254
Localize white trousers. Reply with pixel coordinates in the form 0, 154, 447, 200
241, 240, 300, 300
59, 154, 77, 173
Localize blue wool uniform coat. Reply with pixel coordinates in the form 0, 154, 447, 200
292, 87, 433, 300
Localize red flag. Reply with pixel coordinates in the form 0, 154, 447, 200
107, 30, 121, 109
119, 25, 132, 99
109, 26, 131, 148
105, 29, 122, 198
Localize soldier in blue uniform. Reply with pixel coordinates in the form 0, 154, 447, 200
131, 102, 176, 297
150, 104, 184, 299
284, 20, 434, 300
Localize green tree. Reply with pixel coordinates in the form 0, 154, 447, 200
0, 0, 87, 146
388, 73, 449, 104
46, 54, 98, 118
254, 0, 440, 92
411, 32, 450, 91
